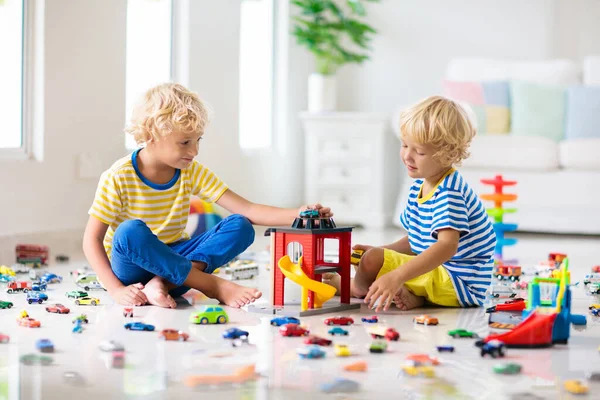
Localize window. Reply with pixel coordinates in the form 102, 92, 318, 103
239, 0, 274, 149
0, 0, 25, 152
125, 0, 173, 149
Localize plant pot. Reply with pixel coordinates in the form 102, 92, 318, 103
308, 73, 336, 112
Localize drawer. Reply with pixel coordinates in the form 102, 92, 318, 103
319, 166, 372, 185
319, 137, 373, 159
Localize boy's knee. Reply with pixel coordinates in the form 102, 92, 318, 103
360, 248, 384, 272
114, 219, 150, 244
225, 214, 255, 248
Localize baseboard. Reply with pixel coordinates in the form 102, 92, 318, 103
0, 229, 84, 265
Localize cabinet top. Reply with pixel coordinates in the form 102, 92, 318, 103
300, 112, 389, 122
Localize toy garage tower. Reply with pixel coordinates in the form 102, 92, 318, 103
480, 175, 518, 263
248, 214, 359, 317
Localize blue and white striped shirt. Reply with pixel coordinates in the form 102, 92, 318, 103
400, 169, 496, 306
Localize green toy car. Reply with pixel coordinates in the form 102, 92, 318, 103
493, 362, 522, 375
448, 329, 479, 339
0, 300, 14, 309
369, 340, 388, 354
72, 314, 89, 324
66, 290, 88, 299
189, 306, 228, 324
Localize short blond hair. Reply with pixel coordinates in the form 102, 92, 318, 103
125, 83, 210, 145
399, 95, 475, 166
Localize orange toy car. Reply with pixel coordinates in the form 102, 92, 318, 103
413, 315, 439, 325
343, 360, 368, 372
159, 329, 189, 341
18, 317, 41, 328
406, 354, 441, 366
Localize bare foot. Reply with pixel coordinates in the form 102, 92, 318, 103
211, 276, 262, 308
392, 286, 425, 311
142, 276, 177, 309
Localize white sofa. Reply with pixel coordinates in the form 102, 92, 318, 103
395, 56, 600, 235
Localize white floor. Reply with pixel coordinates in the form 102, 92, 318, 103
1, 227, 600, 400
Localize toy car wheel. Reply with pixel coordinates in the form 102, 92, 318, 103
328, 321, 334, 326
345, 321, 351, 325
23, 289, 28, 293
217, 316, 226, 324
496, 275, 503, 280
271, 321, 278, 326
38, 300, 43, 304
28, 300, 33, 304
509, 293, 516, 298
6, 303, 12, 308
75, 300, 80, 305
493, 294, 499, 298
6, 289, 12, 294
84, 286, 90, 291
200, 317, 209, 324
91, 301, 97, 306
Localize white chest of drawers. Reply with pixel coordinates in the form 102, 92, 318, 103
301, 112, 401, 229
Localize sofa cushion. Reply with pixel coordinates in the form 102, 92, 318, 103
565, 86, 600, 140
583, 56, 600, 85
559, 138, 600, 170
510, 82, 566, 142
462, 135, 559, 171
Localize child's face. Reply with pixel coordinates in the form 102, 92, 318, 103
400, 135, 448, 180
148, 130, 203, 169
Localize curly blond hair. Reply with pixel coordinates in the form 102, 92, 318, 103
125, 83, 210, 145
399, 95, 476, 167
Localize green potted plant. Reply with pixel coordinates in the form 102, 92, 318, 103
291, 0, 379, 112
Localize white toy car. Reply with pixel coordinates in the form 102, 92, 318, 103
488, 285, 517, 299
583, 273, 600, 285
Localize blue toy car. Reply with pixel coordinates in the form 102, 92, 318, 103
481, 340, 506, 358
590, 308, 600, 317
26, 291, 48, 304
320, 377, 360, 394
436, 345, 455, 353
270, 316, 300, 326
124, 322, 155, 331
36, 338, 54, 353
328, 327, 349, 336
41, 273, 62, 284
32, 281, 47, 292
297, 345, 325, 359
72, 320, 83, 334
361, 316, 378, 323
299, 209, 320, 218
222, 327, 249, 339
0, 274, 14, 283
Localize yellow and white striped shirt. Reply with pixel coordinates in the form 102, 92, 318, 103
88, 150, 228, 257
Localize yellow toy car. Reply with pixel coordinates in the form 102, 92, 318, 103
19, 309, 29, 319
0, 265, 15, 276
563, 379, 588, 395
588, 303, 600, 310
350, 249, 364, 266
334, 343, 351, 357
74, 297, 100, 306
401, 365, 435, 378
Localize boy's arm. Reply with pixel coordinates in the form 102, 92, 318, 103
82, 216, 147, 305
216, 189, 332, 226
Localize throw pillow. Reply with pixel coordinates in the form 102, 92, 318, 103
565, 86, 600, 140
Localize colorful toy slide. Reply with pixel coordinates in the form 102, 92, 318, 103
278, 256, 336, 311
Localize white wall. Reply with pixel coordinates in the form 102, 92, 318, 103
0, 0, 127, 237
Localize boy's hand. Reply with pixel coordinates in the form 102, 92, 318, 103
112, 283, 148, 306
352, 244, 374, 252
364, 272, 402, 312
300, 203, 333, 218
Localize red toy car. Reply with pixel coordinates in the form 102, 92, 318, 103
304, 335, 332, 346
45, 304, 70, 314
18, 317, 41, 328
279, 323, 309, 337
0, 333, 9, 343
592, 266, 600, 273
324, 316, 354, 326
123, 307, 133, 318
369, 327, 400, 341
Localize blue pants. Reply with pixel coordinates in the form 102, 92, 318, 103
110, 214, 255, 297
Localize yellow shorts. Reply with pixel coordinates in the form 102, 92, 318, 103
376, 249, 460, 307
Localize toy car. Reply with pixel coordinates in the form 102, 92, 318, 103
159, 329, 190, 341
304, 335, 332, 346
80, 280, 105, 291
361, 316, 378, 323
299, 209, 320, 218
589, 303, 600, 310
0, 333, 9, 343
448, 329, 478, 338
222, 327, 249, 339
26, 291, 48, 304
436, 345, 455, 353
324, 316, 354, 326
583, 273, 600, 285
406, 354, 440, 366
0, 274, 14, 283
66, 290, 88, 299
413, 314, 439, 325
40, 272, 63, 284
369, 341, 388, 353
99, 340, 125, 352
593, 266, 600, 273
297, 345, 325, 359
18, 317, 41, 328
189, 305, 229, 324
328, 326, 349, 336
72, 314, 89, 324
334, 343, 351, 357
563, 379, 588, 395
110, 351, 125, 369
0, 265, 15, 276
401, 365, 435, 378
20, 353, 53, 366
320, 377, 360, 394
488, 284, 517, 299
74, 296, 100, 306
72, 320, 84, 333
279, 323, 309, 337
590, 308, 600, 317
368, 326, 400, 341
31, 281, 47, 292
589, 282, 600, 295
45, 303, 70, 314
36, 338, 54, 353
481, 340, 506, 358
124, 322, 155, 331
123, 307, 133, 317
350, 249, 365, 265
343, 361, 368, 372
492, 362, 522, 375
0, 300, 13, 309
270, 316, 300, 326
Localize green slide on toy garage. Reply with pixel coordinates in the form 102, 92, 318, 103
277, 255, 336, 308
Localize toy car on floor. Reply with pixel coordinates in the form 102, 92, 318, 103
45, 304, 70, 314
589, 282, 600, 295
413, 314, 439, 325
99, 340, 125, 352
222, 327, 249, 339
0, 274, 14, 283
320, 378, 360, 394
26, 291, 48, 304
124, 322, 155, 331
590, 308, 600, 317
436, 345, 455, 353
324, 316, 354, 326
589, 303, 600, 310
304, 335, 332, 346
335, 343, 351, 357
297, 345, 325, 359
406, 354, 440, 366
369, 341, 387, 354
563, 379, 588, 395
361, 316, 378, 323
488, 285, 517, 299
279, 324, 309, 337
481, 340, 506, 358
36, 338, 54, 353
189, 306, 229, 324
0, 333, 9, 343
6, 281, 32, 294
0, 300, 13, 309
270, 316, 300, 326
583, 273, 600, 285
159, 329, 189, 341
32, 281, 47, 292
448, 329, 478, 338
343, 361, 368, 372
72, 314, 89, 324
328, 327, 349, 336
41, 272, 63, 284
20, 353, 53, 366
66, 290, 88, 299
18, 317, 41, 328
368, 326, 400, 341
492, 362, 522, 375
0, 266, 15, 276
593, 266, 600, 273
401, 365, 435, 378
74, 296, 100, 306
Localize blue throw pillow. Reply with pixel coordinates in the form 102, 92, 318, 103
565, 86, 600, 140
